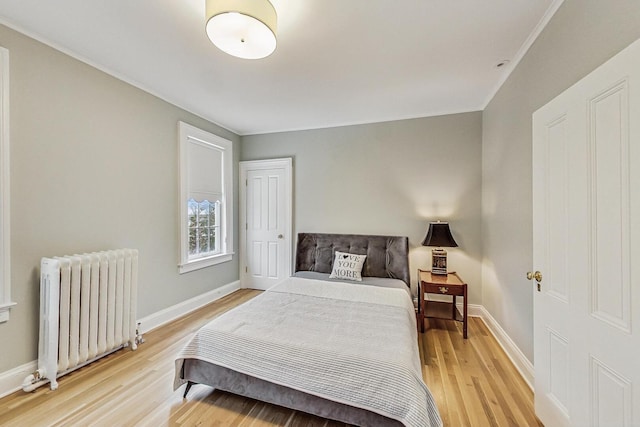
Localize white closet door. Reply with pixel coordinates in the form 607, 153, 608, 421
240, 159, 292, 290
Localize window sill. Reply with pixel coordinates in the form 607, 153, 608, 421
179, 253, 233, 274
0, 301, 16, 323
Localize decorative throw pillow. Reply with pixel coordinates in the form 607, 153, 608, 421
329, 251, 367, 281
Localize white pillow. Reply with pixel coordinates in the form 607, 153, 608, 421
329, 251, 367, 281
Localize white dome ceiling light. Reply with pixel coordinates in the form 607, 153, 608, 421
205, 0, 277, 60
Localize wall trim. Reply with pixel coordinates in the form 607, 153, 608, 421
463, 303, 484, 318
0, 360, 37, 399
138, 280, 240, 334
475, 305, 535, 389
482, 0, 566, 109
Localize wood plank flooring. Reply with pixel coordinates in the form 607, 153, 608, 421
0, 290, 542, 426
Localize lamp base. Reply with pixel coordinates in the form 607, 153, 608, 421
431, 248, 448, 275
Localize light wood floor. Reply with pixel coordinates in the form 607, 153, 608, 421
0, 290, 541, 426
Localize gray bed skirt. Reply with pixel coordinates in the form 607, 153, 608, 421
182, 359, 403, 426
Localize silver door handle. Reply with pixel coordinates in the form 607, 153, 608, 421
278, 234, 284, 239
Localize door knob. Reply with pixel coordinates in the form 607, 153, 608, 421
277, 234, 284, 239
526, 271, 542, 282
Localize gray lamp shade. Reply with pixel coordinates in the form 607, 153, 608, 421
421, 222, 458, 248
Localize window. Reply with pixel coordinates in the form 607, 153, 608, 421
179, 122, 233, 273
0, 47, 12, 322
188, 199, 220, 257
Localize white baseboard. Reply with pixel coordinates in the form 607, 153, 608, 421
0, 280, 241, 399
475, 306, 534, 389
456, 302, 484, 318
455, 302, 533, 388
137, 280, 240, 334
0, 360, 37, 399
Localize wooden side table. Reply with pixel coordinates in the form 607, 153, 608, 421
418, 269, 468, 338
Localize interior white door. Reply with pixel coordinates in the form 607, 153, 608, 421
532, 38, 640, 426
240, 159, 292, 290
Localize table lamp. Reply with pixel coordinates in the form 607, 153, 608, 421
422, 221, 458, 275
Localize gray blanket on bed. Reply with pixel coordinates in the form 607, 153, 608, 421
175, 277, 442, 427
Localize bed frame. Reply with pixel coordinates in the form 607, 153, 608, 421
181, 232, 411, 426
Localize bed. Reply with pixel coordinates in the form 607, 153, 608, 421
175, 233, 442, 427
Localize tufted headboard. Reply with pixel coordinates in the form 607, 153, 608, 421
294, 233, 410, 287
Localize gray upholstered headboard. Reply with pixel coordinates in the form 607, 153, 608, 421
294, 233, 410, 287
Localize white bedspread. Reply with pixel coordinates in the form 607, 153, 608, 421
175, 277, 442, 427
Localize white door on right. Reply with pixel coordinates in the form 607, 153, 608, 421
532, 37, 640, 426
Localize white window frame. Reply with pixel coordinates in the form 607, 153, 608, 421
178, 122, 233, 273
0, 47, 13, 322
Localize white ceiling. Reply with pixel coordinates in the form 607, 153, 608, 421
0, 0, 560, 135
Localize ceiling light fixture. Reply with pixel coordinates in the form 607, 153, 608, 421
205, 0, 277, 60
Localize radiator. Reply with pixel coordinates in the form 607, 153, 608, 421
23, 249, 139, 391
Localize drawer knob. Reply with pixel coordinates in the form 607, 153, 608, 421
439, 286, 449, 294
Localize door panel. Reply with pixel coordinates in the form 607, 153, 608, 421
588, 80, 631, 333
548, 328, 569, 413
591, 356, 632, 426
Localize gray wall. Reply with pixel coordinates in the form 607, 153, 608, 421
241, 112, 483, 298
482, 0, 640, 361
0, 24, 240, 372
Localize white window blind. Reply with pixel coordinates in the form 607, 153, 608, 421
187, 139, 223, 202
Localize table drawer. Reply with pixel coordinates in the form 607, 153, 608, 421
422, 282, 465, 296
